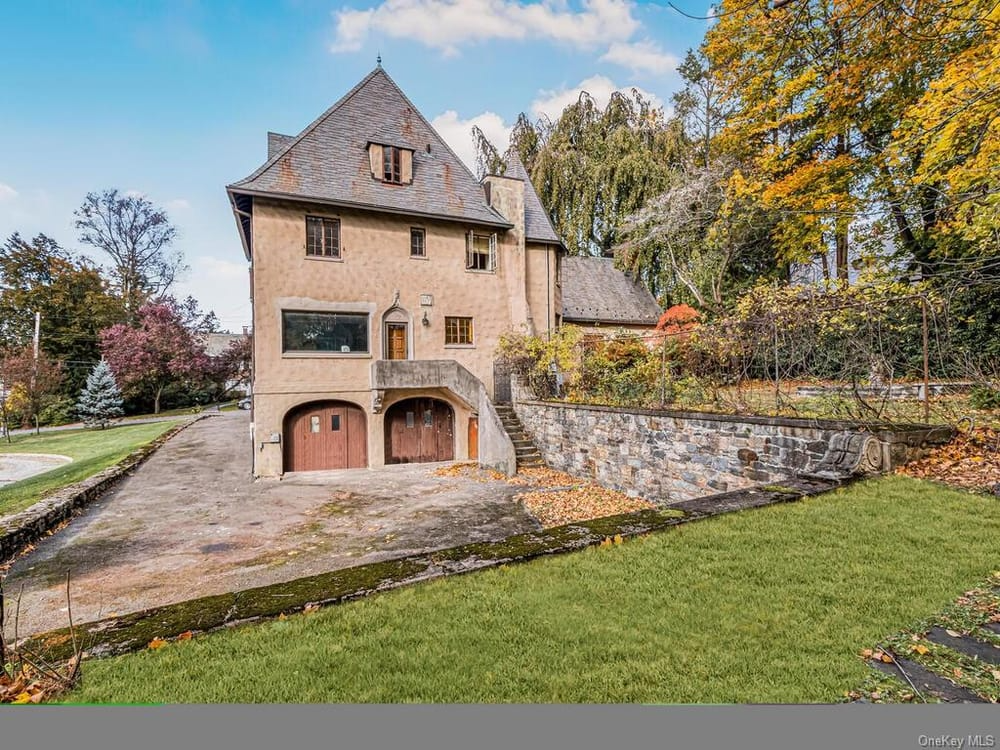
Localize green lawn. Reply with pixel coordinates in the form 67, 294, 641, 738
68, 475, 1000, 704
0, 421, 182, 517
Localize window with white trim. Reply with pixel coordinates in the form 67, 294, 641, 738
466, 231, 496, 272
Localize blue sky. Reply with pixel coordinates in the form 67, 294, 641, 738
0, 1, 710, 331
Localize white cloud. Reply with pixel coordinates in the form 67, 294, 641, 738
600, 39, 678, 74
173, 255, 251, 329
530, 75, 661, 120
196, 255, 248, 282
430, 109, 512, 173
124, 189, 147, 199
166, 198, 191, 212
331, 0, 640, 55
0, 182, 17, 202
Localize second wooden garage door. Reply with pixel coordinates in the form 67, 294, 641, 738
385, 398, 454, 464
283, 401, 367, 472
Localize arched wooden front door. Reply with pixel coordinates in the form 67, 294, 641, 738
283, 401, 367, 472
384, 398, 454, 464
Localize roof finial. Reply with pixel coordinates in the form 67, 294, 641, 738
376, 52, 382, 68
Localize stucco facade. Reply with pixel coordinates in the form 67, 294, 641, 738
228, 67, 561, 476
248, 198, 557, 475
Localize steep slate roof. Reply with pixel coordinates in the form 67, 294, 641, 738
502, 155, 562, 245
228, 67, 511, 231
561, 256, 661, 326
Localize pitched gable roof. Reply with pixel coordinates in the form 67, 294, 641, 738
502, 154, 562, 246
561, 256, 661, 326
228, 67, 511, 230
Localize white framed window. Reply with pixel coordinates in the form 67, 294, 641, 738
466, 231, 496, 272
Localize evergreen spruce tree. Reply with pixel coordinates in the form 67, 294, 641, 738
77, 359, 124, 429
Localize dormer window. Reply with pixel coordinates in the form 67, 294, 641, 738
383, 146, 402, 183
368, 142, 413, 185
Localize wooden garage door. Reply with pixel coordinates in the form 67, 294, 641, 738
284, 401, 367, 472
385, 398, 454, 464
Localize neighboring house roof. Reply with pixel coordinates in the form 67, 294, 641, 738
502, 155, 563, 246
227, 67, 511, 234
560, 256, 661, 326
202, 332, 247, 357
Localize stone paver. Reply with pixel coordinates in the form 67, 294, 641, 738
3, 412, 539, 636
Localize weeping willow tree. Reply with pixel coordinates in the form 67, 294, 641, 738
473, 89, 683, 257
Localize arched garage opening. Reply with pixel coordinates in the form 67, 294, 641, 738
283, 401, 367, 472
384, 397, 455, 464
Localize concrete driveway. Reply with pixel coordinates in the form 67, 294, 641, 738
4, 411, 540, 636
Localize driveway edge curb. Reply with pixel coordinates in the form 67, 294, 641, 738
24, 475, 842, 661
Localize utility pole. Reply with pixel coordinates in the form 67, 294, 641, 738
32, 311, 40, 434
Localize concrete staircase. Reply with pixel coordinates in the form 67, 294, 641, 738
493, 404, 545, 470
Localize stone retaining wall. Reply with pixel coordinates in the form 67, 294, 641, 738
0, 417, 206, 561
512, 400, 952, 503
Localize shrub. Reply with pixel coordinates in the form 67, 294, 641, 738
969, 385, 1000, 410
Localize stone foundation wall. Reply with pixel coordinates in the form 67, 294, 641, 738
513, 400, 952, 503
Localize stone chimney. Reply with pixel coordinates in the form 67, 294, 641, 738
482, 173, 532, 333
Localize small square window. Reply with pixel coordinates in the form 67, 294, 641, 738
410, 227, 425, 257
423, 410, 433, 427
331, 414, 341, 431
310, 415, 321, 433
306, 216, 341, 258
405, 411, 415, 428
445, 316, 473, 346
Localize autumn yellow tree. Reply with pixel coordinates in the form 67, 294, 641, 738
705, 0, 996, 280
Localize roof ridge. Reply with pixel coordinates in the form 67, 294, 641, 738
370, 71, 508, 224
227, 67, 510, 227
230, 67, 385, 187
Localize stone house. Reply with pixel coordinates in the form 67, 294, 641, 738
226, 66, 564, 477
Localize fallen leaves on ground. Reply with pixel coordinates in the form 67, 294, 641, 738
852, 575, 1000, 704
514, 468, 653, 528
432, 463, 506, 482
0, 659, 77, 704
433, 464, 654, 526
896, 427, 1000, 493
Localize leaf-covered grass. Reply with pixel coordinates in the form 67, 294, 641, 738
0, 421, 181, 517
68, 475, 1000, 704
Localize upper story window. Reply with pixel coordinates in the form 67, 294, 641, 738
306, 216, 340, 259
466, 232, 497, 272
368, 143, 413, 185
383, 146, 402, 183
410, 227, 425, 257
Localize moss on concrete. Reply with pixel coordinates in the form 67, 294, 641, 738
22, 479, 834, 664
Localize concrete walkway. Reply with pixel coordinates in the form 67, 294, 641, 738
4, 411, 539, 636
0, 453, 72, 486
